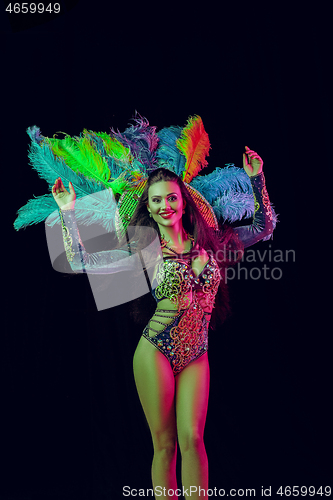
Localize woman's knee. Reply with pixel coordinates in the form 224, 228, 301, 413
152, 429, 177, 457
178, 428, 204, 454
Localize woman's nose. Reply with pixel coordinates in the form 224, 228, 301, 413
161, 198, 171, 210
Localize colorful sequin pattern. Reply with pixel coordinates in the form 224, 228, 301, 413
143, 255, 221, 375
154, 259, 193, 310
253, 192, 260, 213
59, 210, 75, 262
262, 185, 273, 221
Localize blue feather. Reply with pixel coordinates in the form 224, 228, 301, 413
156, 126, 186, 176
213, 193, 278, 239
190, 166, 252, 204
191, 164, 279, 237
212, 192, 255, 222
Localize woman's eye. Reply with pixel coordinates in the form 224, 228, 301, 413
151, 196, 177, 203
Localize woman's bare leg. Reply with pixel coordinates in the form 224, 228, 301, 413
175, 353, 210, 500
133, 337, 178, 499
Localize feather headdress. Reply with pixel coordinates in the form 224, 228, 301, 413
14, 115, 277, 241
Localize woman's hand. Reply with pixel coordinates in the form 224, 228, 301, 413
243, 146, 263, 177
52, 177, 76, 210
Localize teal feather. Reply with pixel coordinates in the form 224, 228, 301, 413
14, 132, 114, 231
156, 127, 186, 176
46, 189, 118, 232
14, 187, 118, 232
14, 194, 58, 230
27, 125, 43, 145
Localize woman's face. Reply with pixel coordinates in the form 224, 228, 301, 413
147, 180, 186, 228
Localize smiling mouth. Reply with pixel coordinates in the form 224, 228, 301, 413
159, 211, 175, 217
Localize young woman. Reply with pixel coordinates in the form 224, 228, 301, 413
52, 146, 273, 499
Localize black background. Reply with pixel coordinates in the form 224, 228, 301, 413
1, 2, 327, 500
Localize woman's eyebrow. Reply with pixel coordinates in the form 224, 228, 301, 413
151, 192, 178, 198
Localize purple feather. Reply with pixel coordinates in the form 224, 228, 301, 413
110, 112, 159, 174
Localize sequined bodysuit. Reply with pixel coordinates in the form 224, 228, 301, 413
58, 172, 274, 376
141, 245, 221, 375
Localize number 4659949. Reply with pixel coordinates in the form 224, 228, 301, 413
276, 485, 331, 496
6, 3, 61, 14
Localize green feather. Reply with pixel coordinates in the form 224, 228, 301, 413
107, 175, 130, 195
93, 131, 132, 162
45, 135, 111, 187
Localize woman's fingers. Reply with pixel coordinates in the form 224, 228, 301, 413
68, 181, 75, 195
245, 146, 261, 161
245, 146, 256, 155
53, 179, 59, 195
52, 179, 58, 196
52, 177, 68, 196
244, 146, 263, 176
52, 178, 59, 192
57, 177, 64, 192
245, 146, 256, 154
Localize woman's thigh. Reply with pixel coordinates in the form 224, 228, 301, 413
133, 337, 177, 445
175, 353, 210, 448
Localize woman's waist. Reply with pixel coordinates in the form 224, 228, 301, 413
151, 288, 216, 309
152, 299, 213, 319
145, 304, 210, 339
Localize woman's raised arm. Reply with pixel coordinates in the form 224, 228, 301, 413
51, 177, 138, 274
233, 147, 274, 248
